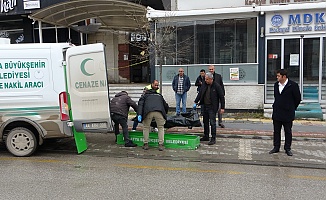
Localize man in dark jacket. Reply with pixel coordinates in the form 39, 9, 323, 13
195, 69, 206, 115
132, 80, 160, 131
194, 72, 225, 145
172, 68, 191, 115
137, 89, 169, 151
208, 65, 225, 128
110, 91, 138, 147
269, 69, 301, 156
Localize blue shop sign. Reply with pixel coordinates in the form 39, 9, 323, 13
269, 12, 326, 34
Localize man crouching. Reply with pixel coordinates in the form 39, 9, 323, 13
137, 82, 169, 151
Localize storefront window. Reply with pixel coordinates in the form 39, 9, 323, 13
33, 22, 81, 44
196, 20, 214, 64
156, 22, 176, 65
155, 18, 257, 65
0, 19, 24, 44
215, 19, 256, 64
176, 22, 194, 64
322, 37, 326, 100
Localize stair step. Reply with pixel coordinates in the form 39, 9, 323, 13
295, 110, 323, 119
297, 105, 321, 110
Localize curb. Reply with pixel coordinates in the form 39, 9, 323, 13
82, 150, 326, 170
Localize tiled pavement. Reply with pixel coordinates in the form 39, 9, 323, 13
82, 132, 326, 169
11, 118, 325, 169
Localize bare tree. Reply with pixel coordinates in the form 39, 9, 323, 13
117, 2, 194, 93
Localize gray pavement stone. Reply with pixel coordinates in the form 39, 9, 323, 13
72, 133, 326, 169
9, 118, 322, 170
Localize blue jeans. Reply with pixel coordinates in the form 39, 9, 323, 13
175, 92, 187, 114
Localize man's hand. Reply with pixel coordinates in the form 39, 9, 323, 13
220, 109, 225, 114
137, 115, 142, 122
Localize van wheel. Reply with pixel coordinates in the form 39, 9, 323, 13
6, 128, 38, 157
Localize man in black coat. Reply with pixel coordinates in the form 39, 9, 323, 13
269, 69, 301, 156
194, 72, 225, 145
110, 91, 138, 147
195, 69, 206, 115
208, 65, 225, 128
137, 88, 169, 151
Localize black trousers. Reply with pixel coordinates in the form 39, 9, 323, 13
203, 105, 217, 139
273, 120, 293, 151
218, 102, 223, 124
111, 113, 130, 143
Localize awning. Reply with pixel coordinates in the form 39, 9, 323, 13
29, 0, 148, 32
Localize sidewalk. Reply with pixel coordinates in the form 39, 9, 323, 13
78, 119, 326, 169
129, 116, 326, 140
164, 118, 326, 140
40, 118, 326, 169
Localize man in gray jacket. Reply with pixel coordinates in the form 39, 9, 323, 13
110, 91, 138, 147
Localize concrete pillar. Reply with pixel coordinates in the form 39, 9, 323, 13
87, 32, 119, 83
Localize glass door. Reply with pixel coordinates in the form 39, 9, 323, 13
266, 37, 321, 102
266, 39, 281, 101
302, 38, 320, 102
283, 38, 300, 85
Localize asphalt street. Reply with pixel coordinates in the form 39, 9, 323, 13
1, 155, 325, 200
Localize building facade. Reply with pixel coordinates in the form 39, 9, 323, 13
0, 0, 83, 45
148, 0, 326, 119
0, 0, 168, 84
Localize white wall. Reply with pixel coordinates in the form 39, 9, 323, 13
161, 84, 264, 110
175, 0, 325, 10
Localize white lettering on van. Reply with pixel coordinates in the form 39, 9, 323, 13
24, 81, 43, 88
0, 71, 30, 79
4, 81, 23, 89
1, 0, 17, 13
4, 60, 45, 69
0, 59, 47, 90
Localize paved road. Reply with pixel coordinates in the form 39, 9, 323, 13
0, 154, 325, 200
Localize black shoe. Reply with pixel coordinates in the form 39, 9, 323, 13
285, 150, 293, 156
219, 123, 225, 128
269, 148, 280, 154
158, 144, 164, 151
208, 140, 216, 145
142, 143, 149, 150
125, 141, 137, 147
200, 137, 209, 141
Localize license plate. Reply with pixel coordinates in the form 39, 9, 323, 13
83, 122, 107, 130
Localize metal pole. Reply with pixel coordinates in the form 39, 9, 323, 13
80, 32, 83, 45
68, 28, 71, 39
38, 21, 43, 43
55, 25, 58, 43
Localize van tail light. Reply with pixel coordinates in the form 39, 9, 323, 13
59, 92, 70, 121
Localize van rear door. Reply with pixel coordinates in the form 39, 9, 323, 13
65, 43, 113, 133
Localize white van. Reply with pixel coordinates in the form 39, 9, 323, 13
0, 42, 114, 157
